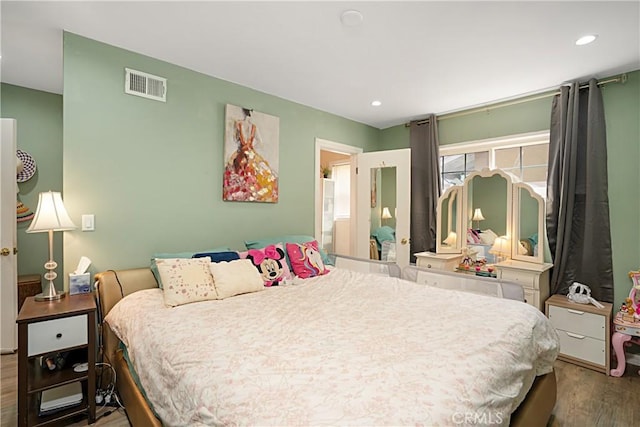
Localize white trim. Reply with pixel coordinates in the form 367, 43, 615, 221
439, 130, 550, 156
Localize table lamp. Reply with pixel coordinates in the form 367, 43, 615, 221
472, 208, 485, 232
489, 236, 511, 263
26, 191, 77, 301
382, 207, 392, 220
443, 231, 457, 246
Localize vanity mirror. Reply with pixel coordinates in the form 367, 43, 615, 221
512, 183, 545, 264
462, 168, 514, 261
436, 186, 462, 254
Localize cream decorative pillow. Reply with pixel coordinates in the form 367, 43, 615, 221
156, 257, 219, 307
209, 259, 265, 299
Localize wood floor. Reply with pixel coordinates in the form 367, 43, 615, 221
1, 352, 638, 426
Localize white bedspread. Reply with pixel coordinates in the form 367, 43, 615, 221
105, 268, 559, 427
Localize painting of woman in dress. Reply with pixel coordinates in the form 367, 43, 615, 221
223, 104, 279, 202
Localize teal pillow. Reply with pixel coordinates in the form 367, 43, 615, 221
371, 226, 395, 251
245, 235, 334, 267
150, 247, 231, 288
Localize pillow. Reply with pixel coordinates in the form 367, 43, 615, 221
193, 251, 240, 263
245, 235, 333, 267
238, 243, 292, 286
285, 240, 330, 279
371, 226, 395, 251
209, 259, 265, 299
156, 257, 218, 307
479, 229, 498, 245
150, 246, 231, 288
467, 229, 481, 244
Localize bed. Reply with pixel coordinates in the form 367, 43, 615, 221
96, 256, 559, 427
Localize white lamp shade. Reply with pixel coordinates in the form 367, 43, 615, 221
489, 236, 511, 255
382, 207, 392, 219
472, 208, 485, 222
26, 191, 77, 233
443, 231, 457, 246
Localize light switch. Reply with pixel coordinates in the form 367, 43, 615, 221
81, 214, 95, 231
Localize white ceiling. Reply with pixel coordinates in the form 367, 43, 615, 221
1, 1, 639, 129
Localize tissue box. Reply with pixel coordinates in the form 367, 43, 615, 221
69, 273, 91, 295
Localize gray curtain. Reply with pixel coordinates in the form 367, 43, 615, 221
546, 79, 613, 302
410, 114, 441, 262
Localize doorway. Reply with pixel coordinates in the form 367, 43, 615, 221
314, 139, 362, 257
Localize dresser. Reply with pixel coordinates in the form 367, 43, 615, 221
414, 252, 463, 272
545, 294, 612, 375
496, 260, 552, 311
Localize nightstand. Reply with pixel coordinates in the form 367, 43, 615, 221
16, 294, 96, 426
545, 294, 612, 375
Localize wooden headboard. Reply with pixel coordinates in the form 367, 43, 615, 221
94, 268, 158, 363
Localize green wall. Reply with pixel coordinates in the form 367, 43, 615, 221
1, 84, 64, 290
380, 70, 640, 304
61, 33, 379, 282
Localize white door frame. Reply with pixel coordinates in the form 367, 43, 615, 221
1, 119, 18, 353
314, 138, 362, 256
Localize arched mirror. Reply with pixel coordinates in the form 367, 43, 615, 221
436, 185, 462, 254
462, 169, 514, 263
512, 183, 545, 264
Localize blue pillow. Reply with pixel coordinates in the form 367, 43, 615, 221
150, 247, 231, 288
245, 235, 334, 267
192, 251, 240, 263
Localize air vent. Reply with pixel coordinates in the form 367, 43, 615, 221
125, 68, 167, 102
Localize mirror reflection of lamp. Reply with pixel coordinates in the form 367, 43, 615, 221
472, 208, 485, 232
381, 206, 392, 225
489, 236, 511, 263
443, 231, 457, 246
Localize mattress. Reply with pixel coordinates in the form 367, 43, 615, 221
105, 267, 559, 426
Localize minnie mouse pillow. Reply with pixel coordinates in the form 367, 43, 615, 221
239, 243, 291, 287
285, 240, 330, 279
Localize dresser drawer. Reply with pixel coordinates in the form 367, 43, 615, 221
556, 329, 606, 366
499, 269, 537, 288
548, 305, 605, 340
28, 315, 88, 356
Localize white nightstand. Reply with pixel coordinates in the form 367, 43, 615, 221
414, 252, 462, 272
545, 294, 612, 375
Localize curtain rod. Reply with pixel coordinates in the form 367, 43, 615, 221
405, 73, 627, 127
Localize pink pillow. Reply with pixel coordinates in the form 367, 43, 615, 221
238, 243, 291, 287
285, 240, 329, 279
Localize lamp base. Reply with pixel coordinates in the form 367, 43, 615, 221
35, 291, 66, 301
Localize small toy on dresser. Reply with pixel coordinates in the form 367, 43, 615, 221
618, 268, 640, 323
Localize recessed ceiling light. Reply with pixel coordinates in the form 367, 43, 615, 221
371, 100, 382, 107
575, 34, 597, 46
341, 10, 363, 27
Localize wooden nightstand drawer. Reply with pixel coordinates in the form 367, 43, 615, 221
545, 294, 612, 375
556, 329, 606, 366
27, 315, 88, 356
548, 304, 605, 340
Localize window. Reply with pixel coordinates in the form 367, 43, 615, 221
332, 163, 351, 218
439, 131, 549, 197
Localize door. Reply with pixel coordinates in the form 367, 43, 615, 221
1, 119, 18, 353
356, 149, 411, 268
